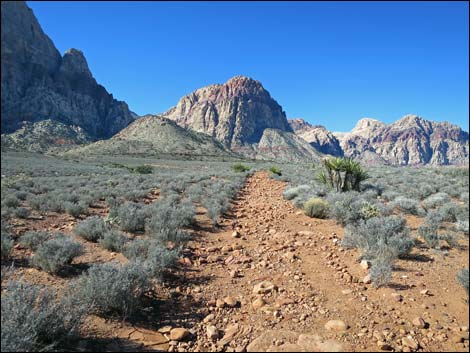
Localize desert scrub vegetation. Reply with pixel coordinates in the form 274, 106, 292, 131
76, 262, 150, 317
1, 231, 14, 261
232, 163, 250, 172
74, 215, 108, 242
117, 201, 147, 232
342, 216, 414, 287
31, 237, 83, 274
303, 197, 330, 218
269, 166, 282, 176
20, 231, 58, 251
1, 280, 85, 351
457, 269, 469, 295
99, 229, 129, 252
318, 157, 368, 192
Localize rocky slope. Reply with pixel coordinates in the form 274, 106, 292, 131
288, 119, 343, 157
335, 115, 469, 166
1, 1, 135, 139
163, 76, 293, 147
65, 115, 234, 158
1, 119, 91, 153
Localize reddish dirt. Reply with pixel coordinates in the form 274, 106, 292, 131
3, 172, 469, 352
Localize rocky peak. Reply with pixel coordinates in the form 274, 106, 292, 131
288, 118, 314, 132
351, 118, 386, 137
1, 1, 135, 138
59, 48, 93, 78
163, 76, 291, 147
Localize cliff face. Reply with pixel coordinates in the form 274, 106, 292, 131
163, 76, 292, 147
1, 1, 135, 139
334, 115, 469, 166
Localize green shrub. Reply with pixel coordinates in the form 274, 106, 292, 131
132, 165, 153, 174
360, 202, 381, 220
3, 195, 20, 208
64, 202, 87, 218
317, 157, 368, 192
32, 237, 83, 274
117, 202, 147, 232
303, 198, 330, 219
232, 163, 250, 173
418, 222, 440, 248
269, 166, 282, 176
74, 216, 108, 242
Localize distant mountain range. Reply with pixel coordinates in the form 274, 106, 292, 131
1, 1, 468, 165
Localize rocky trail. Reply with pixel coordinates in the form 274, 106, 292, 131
6, 172, 469, 352
163, 171, 469, 352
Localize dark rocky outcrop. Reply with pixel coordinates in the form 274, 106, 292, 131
1, 1, 135, 139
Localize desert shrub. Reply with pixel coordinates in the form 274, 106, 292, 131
20, 231, 56, 251
3, 195, 20, 208
14, 207, 30, 219
14, 191, 29, 201
342, 216, 414, 287
418, 222, 439, 248
1, 232, 14, 261
232, 163, 250, 173
283, 185, 312, 201
317, 157, 368, 192
303, 198, 329, 218
381, 190, 400, 202
106, 196, 122, 221
74, 216, 108, 242
422, 192, 451, 209
76, 262, 149, 317
418, 184, 438, 200
1, 280, 85, 352
455, 220, 469, 236
132, 165, 153, 174
64, 202, 87, 218
342, 215, 414, 261
28, 194, 48, 211
31, 237, 83, 274
269, 166, 282, 176
99, 229, 128, 252
457, 269, 469, 295
123, 239, 179, 279
326, 192, 385, 225
360, 202, 381, 220
389, 196, 425, 216
117, 202, 147, 232
370, 254, 394, 288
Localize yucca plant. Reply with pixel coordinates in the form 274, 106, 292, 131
318, 157, 368, 192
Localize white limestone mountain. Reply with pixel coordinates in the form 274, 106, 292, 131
289, 116, 469, 165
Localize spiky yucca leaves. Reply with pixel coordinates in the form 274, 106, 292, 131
318, 157, 368, 192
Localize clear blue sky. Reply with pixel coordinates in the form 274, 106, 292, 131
28, 1, 469, 131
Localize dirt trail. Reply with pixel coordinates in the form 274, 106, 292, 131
178, 171, 469, 352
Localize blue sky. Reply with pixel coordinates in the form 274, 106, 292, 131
28, 1, 469, 131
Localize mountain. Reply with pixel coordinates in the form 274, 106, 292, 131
333, 115, 469, 166
65, 115, 234, 158
1, 119, 91, 153
1, 1, 135, 139
288, 119, 343, 157
163, 76, 293, 147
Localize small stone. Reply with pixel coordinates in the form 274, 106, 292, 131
253, 281, 277, 294
203, 314, 215, 323
377, 341, 393, 351
252, 297, 266, 310
169, 328, 189, 341
342, 289, 353, 295
360, 260, 370, 270
412, 317, 426, 329
158, 326, 172, 334
324, 320, 348, 332
363, 274, 371, 284
216, 299, 226, 308
224, 296, 239, 308
391, 293, 403, 302
401, 336, 419, 350
207, 325, 220, 340
232, 231, 241, 238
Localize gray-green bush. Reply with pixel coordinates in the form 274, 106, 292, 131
32, 237, 83, 274
74, 216, 108, 242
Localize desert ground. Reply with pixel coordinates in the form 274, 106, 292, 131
1, 152, 468, 352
